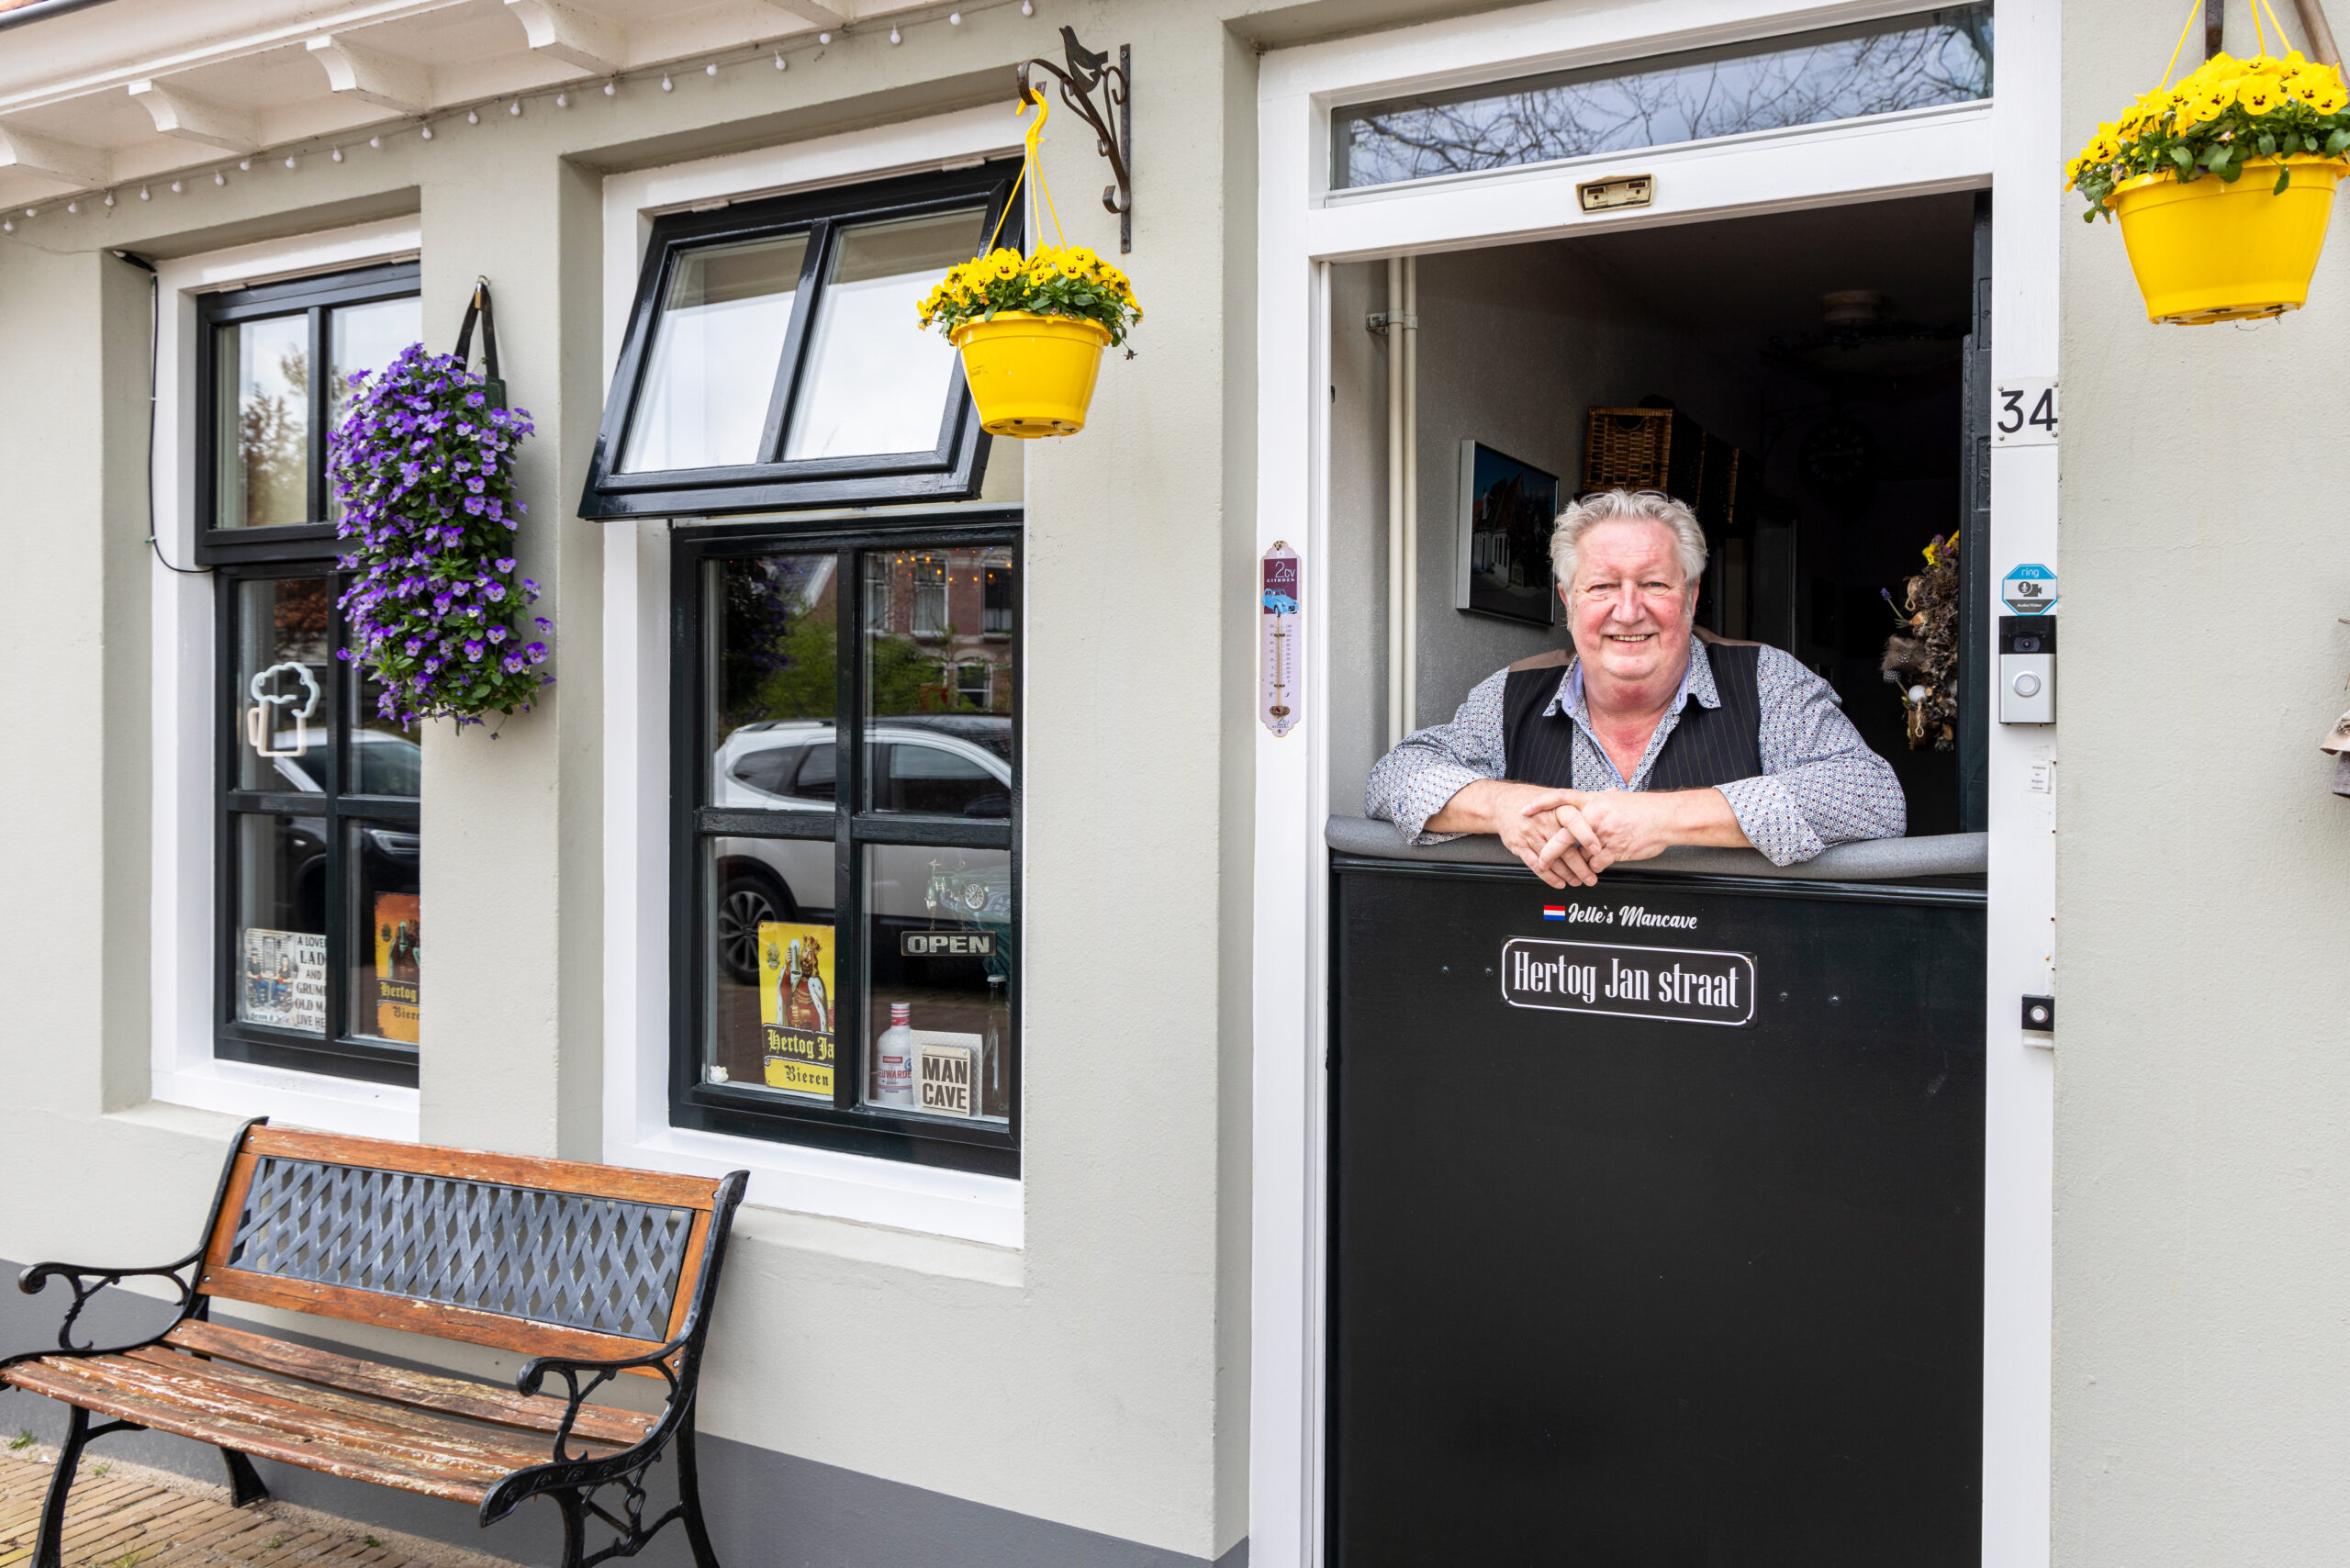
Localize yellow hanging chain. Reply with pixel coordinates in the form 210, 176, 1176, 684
2162, 0, 2199, 86
2164, 0, 2306, 85
982, 86, 1071, 258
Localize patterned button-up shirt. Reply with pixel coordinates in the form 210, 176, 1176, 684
1363, 635, 1906, 866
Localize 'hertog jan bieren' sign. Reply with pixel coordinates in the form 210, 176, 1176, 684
1502, 936, 1757, 1026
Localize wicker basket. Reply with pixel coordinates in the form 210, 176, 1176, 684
1583, 407, 1705, 505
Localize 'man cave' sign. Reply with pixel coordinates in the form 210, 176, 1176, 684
1502, 937, 1756, 1026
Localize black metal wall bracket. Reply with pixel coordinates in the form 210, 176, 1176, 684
1016, 27, 1131, 252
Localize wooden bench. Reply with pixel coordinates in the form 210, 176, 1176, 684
1, 1121, 746, 1568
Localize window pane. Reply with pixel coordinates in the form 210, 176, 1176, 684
1332, 6, 1993, 189
328, 296, 422, 518
865, 846, 1011, 1122
234, 576, 335, 793
348, 662, 422, 797
350, 822, 421, 1044
864, 546, 1013, 814
215, 314, 311, 529
706, 838, 837, 1102
783, 210, 983, 461
232, 813, 328, 1034
709, 554, 837, 808
621, 236, 809, 474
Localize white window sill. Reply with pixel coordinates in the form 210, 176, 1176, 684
153, 1057, 420, 1142
607, 1125, 1022, 1249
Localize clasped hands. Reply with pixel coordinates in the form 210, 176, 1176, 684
1432, 778, 1742, 890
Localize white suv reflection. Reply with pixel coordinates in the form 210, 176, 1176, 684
710, 719, 1011, 983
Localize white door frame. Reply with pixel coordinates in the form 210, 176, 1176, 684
1248, 3, 2060, 1565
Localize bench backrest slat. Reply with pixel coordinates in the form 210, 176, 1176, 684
197, 1127, 731, 1369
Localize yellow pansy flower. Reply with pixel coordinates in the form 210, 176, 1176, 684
2237, 79, 2281, 114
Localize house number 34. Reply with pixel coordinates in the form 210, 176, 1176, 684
1992, 378, 2058, 446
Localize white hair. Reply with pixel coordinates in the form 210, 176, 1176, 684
1550, 488, 1707, 591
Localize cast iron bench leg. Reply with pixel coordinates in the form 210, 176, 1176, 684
33, 1406, 144, 1568
29, 1405, 87, 1568
221, 1447, 271, 1507
677, 1414, 722, 1568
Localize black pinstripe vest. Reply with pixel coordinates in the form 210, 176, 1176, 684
1502, 640, 1763, 790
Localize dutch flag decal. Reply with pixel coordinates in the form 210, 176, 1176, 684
1541, 905, 1566, 921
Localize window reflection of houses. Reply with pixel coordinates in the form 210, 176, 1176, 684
866, 547, 1015, 716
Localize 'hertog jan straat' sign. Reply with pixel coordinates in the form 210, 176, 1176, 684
1502, 937, 1757, 1026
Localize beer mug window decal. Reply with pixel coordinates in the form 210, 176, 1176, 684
247, 660, 321, 758
1261, 542, 1301, 736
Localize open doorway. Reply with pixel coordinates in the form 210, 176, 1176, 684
1319, 192, 1994, 1564
1327, 190, 1989, 837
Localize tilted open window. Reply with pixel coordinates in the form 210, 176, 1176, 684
582, 162, 1021, 520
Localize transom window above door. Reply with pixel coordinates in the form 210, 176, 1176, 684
582, 161, 1019, 520
1331, 6, 1993, 191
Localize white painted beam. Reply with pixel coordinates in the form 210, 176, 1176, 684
304, 35, 431, 114
0, 124, 109, 185
502, 0, 625, 74
762, 0, 852, 28
127, 79, 259, 152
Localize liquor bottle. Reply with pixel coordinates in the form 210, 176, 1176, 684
876, 1002, 915, 1107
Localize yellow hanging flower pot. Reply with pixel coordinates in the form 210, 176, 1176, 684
2113, 156, 2344, 322
916, 90, 1141, 439
952, 311, 1113, 437
2067, 0, 2350, 323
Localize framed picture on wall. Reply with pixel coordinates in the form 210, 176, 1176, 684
1455, 440, 1561, 627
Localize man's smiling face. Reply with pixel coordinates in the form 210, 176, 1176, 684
1562, 517, 1698, 689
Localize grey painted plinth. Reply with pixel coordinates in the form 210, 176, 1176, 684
0, 1266, 1242, 1568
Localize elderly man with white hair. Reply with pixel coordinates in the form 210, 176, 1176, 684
1366, 487, 1906, 889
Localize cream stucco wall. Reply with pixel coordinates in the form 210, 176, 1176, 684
2056, 2, 2350, 1562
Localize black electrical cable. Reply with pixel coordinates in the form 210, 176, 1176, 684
111, 249, 207, 576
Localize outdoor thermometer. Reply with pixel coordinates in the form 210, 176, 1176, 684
1260, 542, 1300, 736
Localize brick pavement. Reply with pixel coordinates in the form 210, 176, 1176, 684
0, 1450, 518, 1568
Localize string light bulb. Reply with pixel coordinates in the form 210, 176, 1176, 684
1021, 0, 1032, 13
818, 30, 831, 43
467, 108, 480, 124
509, 99, 522, 115
949, 10, 962, 22
774, 50, 787, 69
18, 207, 30, 217
238, 158, 252, 171
284, 155, 297, 169
66, 199, 78, 214
169, 180, 183, 193
661, 73, 673, 91
420, 123, 433, 140
368, 135, 381, 149
705, 62, 718, 75
213, 170, 226, 185
139, 185, 151, 201
2, 220, 12, 234
890, 25, 901, 42
604, 78, 617, 95
555, 91, 569, 106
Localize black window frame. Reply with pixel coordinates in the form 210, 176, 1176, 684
193, 260, 421, 566
583, 162, 1021, 521
201, 262, 423, 1084
214, 562, 423, 1086
672, 511, 1022, 1176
